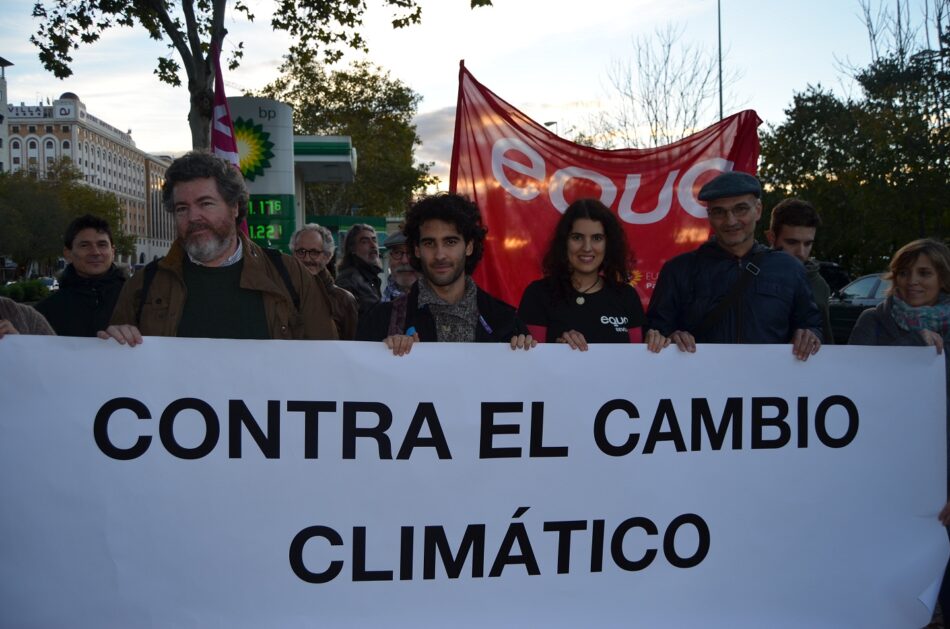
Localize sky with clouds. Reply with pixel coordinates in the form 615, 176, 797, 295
0, 0, 915, 186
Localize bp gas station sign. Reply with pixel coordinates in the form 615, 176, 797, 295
228, 97, 356, 252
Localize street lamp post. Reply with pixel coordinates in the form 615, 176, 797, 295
718, 0, 723, 121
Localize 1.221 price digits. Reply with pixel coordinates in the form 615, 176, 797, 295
249, 224, 282, 240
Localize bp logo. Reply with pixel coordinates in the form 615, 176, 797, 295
234, 117, 275, 181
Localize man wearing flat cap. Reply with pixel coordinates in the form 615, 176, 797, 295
646, 170, 824, 360
381, 229, 418, 302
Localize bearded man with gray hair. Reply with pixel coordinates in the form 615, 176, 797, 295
100, 152, 337, 345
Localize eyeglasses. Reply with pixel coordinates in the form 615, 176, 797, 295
389, 249, 410, 261
707, 205, 754, 220
294, 248, 326, 259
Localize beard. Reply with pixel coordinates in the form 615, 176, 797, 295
303, 259, 324, 275
182, 220, 235, 264
423, 259, 465, 288
391, 264, 417, 289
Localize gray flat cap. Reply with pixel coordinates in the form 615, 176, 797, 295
698, 171, 761, 201
383, 231, 407, 248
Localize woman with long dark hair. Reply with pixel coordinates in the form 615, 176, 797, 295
518, 198, 668, 351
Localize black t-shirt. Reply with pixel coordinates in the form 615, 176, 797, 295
517, 279, 645, 343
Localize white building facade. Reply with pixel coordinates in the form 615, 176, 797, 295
3, 80, 174, 267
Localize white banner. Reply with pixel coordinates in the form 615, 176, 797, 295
0, 337, 947, 628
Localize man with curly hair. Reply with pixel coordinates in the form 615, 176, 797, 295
100, 152, 337, 344
357, 193, 534, 354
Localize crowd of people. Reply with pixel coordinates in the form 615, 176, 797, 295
2, 150, 948, 620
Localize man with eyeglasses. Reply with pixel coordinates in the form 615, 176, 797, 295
646, 171, 823, 360
381, 230, 418, 302
290, 224, 358, 339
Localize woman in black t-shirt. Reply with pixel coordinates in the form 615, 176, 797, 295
518, 198, 669, 351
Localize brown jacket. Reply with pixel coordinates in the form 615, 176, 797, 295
0, 297, 55, 335
318, 267, 358, 340
110, 236, 337, 340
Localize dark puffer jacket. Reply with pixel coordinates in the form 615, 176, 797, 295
34, 264, 125, 336
646, 240, 823, 343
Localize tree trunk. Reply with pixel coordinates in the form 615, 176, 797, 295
188, 63, 214, 150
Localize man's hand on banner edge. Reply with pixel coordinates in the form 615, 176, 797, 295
98, 325, 144, 347
792, 329, 821, 361
670, 330, 697, 353
0, 319, 20, 338
384, 333, 419, 356
645, 329, 671, 353
510, 334, 537, 351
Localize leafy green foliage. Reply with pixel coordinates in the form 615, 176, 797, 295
31, 0, 491, 148
0, 159, 133, 272
260, 58, 435, 216
0, 280, 50, 303
760, 18, 949, 276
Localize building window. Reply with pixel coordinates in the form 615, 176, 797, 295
28, 126, 36, 133
11, 140, 20, 150
62, 140, 70, 150
45, 125, 53, 133
11, 126, 19, 133
28, 140, 37, 150
45, 139, 54, 150
13, 157, 20, 165
62, 125, 70, 132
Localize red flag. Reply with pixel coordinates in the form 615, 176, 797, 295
450, 62, 761, 309
211, 43, 240, 167
210, 42, 248, 235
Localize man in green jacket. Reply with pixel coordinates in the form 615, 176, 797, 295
100, 152, 337, 345
767, 197, 834, 344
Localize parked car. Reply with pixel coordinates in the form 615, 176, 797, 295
37, 276, 59, 292
828, 273, 890, 344
817, 261, 851, 293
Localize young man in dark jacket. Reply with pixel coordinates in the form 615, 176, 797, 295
766, 197, 834, 344
357, 193, 534, 354
34, 214, 125, 336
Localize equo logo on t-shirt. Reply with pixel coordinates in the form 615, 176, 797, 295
601, 315, 630, 331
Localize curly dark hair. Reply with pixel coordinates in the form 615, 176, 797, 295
161, 151, 248, 227
404, 193, 487, 275
542, 198, 632, 301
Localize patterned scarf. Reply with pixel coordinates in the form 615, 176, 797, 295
381, 277, 406, 303
417, 276, 479, 342
891, 292, 950, 337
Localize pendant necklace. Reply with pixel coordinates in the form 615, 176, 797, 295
574, 277, 601, 305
